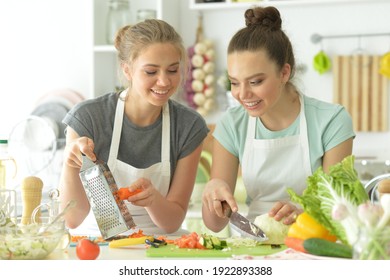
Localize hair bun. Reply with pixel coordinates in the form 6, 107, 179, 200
114, 25, 132, 51
244, 6, 282, 31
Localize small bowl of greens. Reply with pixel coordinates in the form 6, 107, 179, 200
0, 217, 69, 260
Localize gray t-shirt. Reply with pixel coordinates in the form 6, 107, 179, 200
62, 92, 209, 182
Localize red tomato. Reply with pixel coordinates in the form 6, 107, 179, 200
76, 239, 100, 260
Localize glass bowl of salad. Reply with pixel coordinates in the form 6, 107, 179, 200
0, 216, 69, 260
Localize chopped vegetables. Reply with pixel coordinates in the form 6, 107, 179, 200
199, 234, 227, 250
129, 229, 146, 238
0, 222, 64, 260
225, 236, 260, 248
71, 235, 106, 244
173, 232, 205, 249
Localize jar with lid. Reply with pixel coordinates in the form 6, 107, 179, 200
106, 0, 131, 45
0, 139, 17, 190
136, 9, 156, 23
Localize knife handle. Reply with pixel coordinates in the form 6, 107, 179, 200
221, 201, 232, 218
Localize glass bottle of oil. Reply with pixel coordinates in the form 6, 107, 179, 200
0, 140, 17, 190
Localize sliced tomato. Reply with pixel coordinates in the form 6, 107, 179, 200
174, 232, 205, 249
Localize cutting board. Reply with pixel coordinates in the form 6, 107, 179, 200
333, 54, 388, 132
146, 244, 286, 258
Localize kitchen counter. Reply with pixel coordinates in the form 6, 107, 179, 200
8, 245, 380, 280
46, 242, 334, 260
47, 244, 151, 260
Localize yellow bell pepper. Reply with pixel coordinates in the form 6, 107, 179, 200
287, 212, 337, 242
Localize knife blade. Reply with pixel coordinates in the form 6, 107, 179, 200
222, 201, 268, 242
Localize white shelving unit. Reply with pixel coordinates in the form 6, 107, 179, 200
90, 0, 385, 99
189, 0, 388, 10
90, 0, 180, 99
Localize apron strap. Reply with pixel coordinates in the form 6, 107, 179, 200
161, 103, 170, 162
298, 94, 312, 176
107, 90, 126, 170
243, 116, 256, 163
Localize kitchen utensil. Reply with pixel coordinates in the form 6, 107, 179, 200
108, 235, 154, 248
146, 244, 285, 258
333, 55, 388, 132
145, 238, 167, 248
8, 116, 58, 190
34, 200, 76, 235
222, 201, 267, 242
313, 50, 331, 74
79, 155, 136, 240
0, 189, 17, 226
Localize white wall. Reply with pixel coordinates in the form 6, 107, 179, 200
0, 0, 389, 160
0, 0, 91, 139
180, 0, 390, 160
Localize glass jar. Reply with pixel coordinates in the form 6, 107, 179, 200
106, 0, 131, 45
136, 9, 156, 22
353, 227, 390, 260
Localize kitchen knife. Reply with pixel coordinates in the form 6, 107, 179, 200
222, 201, 268, 242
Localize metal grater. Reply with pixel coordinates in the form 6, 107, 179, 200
79, 156, 136, 240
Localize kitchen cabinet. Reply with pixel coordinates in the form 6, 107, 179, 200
189, 0, 388, 10
90, 0, 180, 99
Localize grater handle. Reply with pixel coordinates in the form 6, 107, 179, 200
80, 154, 97, 172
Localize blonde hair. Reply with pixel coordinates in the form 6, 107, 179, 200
114, 19, 189, 89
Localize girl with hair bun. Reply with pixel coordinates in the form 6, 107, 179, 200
202, 6, 354, 232
59, 19, 208, 236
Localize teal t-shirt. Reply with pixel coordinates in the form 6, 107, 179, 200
213, 94, 355, 173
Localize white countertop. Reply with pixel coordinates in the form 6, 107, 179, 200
48, 244, 151, 260
47, 244, 315, 260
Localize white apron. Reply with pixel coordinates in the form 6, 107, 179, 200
242, 94, 312, 221
71, 90, 187, 236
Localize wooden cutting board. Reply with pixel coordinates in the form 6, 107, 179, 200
333, 54, 389, 131
146, 244, 286, 258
